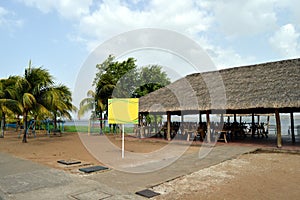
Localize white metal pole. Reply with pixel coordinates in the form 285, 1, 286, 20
122, 124, 125, 158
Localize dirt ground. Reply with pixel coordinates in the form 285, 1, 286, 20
0, 131, 169, 170
153, 152, 300, 200
0, 130, 300, 199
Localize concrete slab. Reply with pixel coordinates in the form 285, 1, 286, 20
79, 166, 109, 173
57, 160, 81, 165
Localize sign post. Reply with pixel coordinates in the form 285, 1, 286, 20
108, 98, 139, 158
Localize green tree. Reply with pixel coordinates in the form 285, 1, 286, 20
18, 62, 54, 142
92, 55, 137, 130
0, 78, 22, 137
78, 90, 105, 120
93, 55, 137, 102
14, 61, 74, 142
43, 84, 76, 130
78, 90, 105, 133
88, 55, 171, 129
132, 65, 170, 98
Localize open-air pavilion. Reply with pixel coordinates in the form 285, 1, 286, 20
138, 58, 300, 147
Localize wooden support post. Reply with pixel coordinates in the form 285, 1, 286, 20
252, 113, 255, 137
180, 114, 184, 140
275, 109, 282, 148
291, 112, 295, 144
206, 111, 211, 143
154, 114, 158, 134
234, 114, 237, 123
257, 115, 260, 137
220, 114, 224, 125
220, 113, 224, 133
227, 116, 230, 123
167, 112, 171, 141
240, 116, 242, 124
199, 112, 202, 123
88, 119, 91, 136
138, 113, 142, 127
267, 115, 270, 133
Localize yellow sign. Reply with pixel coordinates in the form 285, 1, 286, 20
108, 98, 139, 124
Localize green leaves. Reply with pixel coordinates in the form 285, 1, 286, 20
0, 61, 75, 142
22, 93, 36, 109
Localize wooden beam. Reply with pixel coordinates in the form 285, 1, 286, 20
167, 112, 171, 141
154, 115, 158, 134
220, 113, 224, 125
275, 109, 282, 148
206, 111, 211, 143
252, 113, 255, 137
266, 115, 270, 134
291, 112, 295, 144
138, 113, 142, 127
234, 113, 237, 123
199, 112, 202, 123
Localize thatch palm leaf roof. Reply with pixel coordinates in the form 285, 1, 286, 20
139, 58, 300, 114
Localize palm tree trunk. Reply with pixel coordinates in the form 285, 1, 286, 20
0, 114, 5, 138
99, 108, 103, 134
16, 116, 20, 132
22, 112, 28, 143
54, 112, 57, 129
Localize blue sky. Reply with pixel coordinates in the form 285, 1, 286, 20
1, 0, 300, 103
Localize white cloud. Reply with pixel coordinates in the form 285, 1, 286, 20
269, 24, 300, 58
204, 43, 256, 69
207, 0, 278, 37
19, 0, 93, 19
276, 0, 300, 27
76, 0, 212, 51
0, 6, 23, 29
18, 0, 300, 69
0, 7, 8, 25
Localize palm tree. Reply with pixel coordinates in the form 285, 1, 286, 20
17, 61, 54, 142
0, 78, 22, 137
78, 90, 105, 133
44, 84, 76, 130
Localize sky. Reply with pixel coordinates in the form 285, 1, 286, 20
1, 0, 300, 108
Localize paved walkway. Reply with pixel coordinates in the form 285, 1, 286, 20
0, 145, 257, 200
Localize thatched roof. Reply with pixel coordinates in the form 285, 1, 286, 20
139, 58, 300, 114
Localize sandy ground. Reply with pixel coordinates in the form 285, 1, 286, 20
153, 152, 300, 200
0, 130, 300, 199
0, 131, 169, 170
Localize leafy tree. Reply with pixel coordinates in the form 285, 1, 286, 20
78, 90, 105, 119
0, 61, 74, 141
91, 55, 137, 130
93, 55, 137, 101
86, 55, 171, 129
78, 90, 105, 133
0, 78, 22, 137
132, 65, 170, 98
43, 84, 76, 130
12, 61, 74, 142
78, 90, 96, 119
17, 62, 54, 142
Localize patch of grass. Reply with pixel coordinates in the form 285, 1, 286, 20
64, 125, 134, 134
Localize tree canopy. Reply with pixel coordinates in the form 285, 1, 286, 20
79, 55, 171, 123
0, 61, 75, 142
